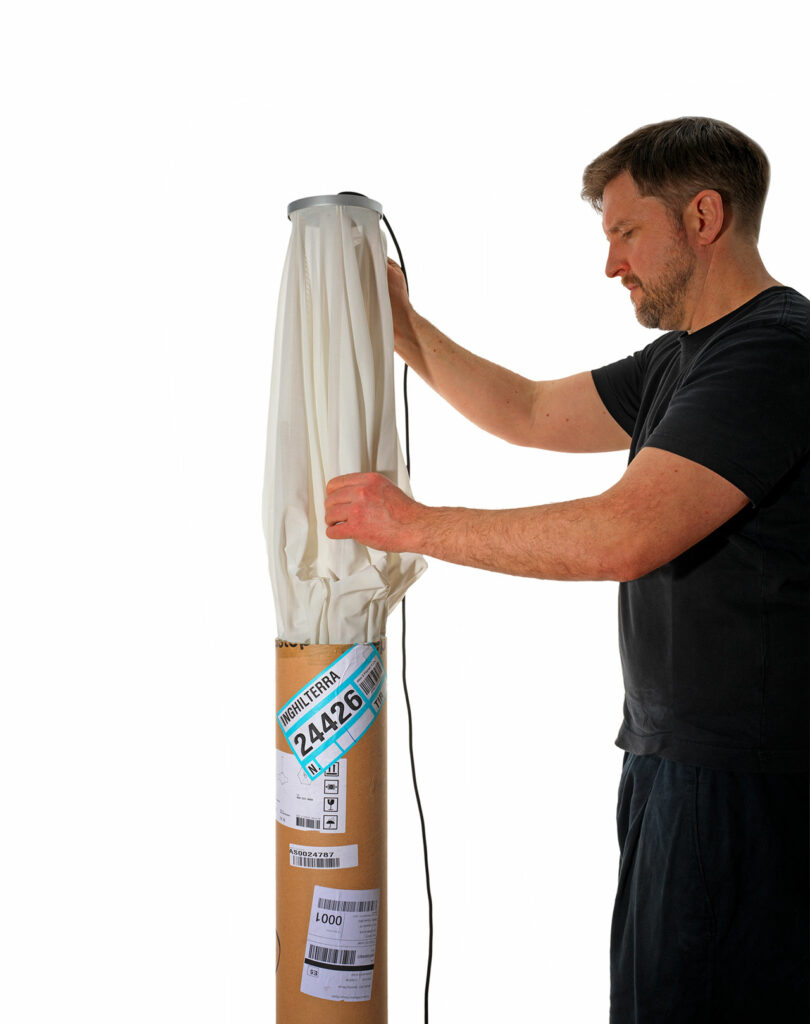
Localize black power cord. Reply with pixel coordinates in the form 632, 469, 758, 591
339, 193, 434, 1024
383, 218, 434, 1024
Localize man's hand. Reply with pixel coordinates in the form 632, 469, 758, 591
325, 472, 425, 552
386, 258, 416, 355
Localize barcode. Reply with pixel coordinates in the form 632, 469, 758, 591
307, 944, 357, 966
317, 896, 378, 913
292, 856, 341, 868
356, 660, 383, 697
296, 816, 321, 829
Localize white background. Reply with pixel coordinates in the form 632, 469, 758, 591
1, 2, 807, 1022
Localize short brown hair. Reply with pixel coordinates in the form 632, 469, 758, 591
581, 116, 770, 238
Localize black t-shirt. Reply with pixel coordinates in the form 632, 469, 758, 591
592, 286, 810, 772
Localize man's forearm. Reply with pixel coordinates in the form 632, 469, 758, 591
325, 453, 749, 584
408, 497, 633, 582
398, 312, 540, 447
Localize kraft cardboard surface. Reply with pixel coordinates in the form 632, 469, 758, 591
276, 640, 387, 1023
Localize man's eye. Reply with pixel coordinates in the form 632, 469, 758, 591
622, 229, 634, 239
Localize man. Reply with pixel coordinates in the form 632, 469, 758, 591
324, 117, 809, 1021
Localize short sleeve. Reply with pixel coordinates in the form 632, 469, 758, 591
645, 326, 810, 505
591, 346, 650, 437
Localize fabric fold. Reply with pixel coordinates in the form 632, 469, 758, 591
263, 202, 426, 644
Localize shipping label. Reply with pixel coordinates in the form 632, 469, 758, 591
300, 885, 380, 1002
289, 843, 358, 870
277, 644, 385, 780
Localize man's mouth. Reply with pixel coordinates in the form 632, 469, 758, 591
623, 280, 642, 300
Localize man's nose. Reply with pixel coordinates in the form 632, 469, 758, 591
605, 244, 628, 279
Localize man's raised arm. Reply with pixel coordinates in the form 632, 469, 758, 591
387, 259, 631, 454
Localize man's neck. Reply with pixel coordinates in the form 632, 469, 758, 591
683, 246, 781, 334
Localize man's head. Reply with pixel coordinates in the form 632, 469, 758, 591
583, 118, 771, 331
582, 116, 770, 240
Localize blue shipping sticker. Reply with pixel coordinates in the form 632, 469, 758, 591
277, 644, 386, 780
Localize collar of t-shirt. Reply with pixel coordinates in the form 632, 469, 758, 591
680, 285, 787, 363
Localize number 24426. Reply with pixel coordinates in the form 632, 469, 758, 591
292, 688, 363, 757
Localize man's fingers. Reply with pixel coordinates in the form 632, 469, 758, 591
325, 474, 352, 495
324, 491, 351, 517
325, 508, 350, 527
387, 260, 406, 289
325, 472, 371, 495
325, 521, 353, 540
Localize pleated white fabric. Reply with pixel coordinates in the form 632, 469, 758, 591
263, 201, 426, 644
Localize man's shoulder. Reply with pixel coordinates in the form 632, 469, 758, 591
720, 285, 810, 340
679, 287, 810, 406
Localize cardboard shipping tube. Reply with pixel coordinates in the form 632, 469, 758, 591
275, 640, 387, 1023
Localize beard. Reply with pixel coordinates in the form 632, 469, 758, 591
625, 241, 697, 330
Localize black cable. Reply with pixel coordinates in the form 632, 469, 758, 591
381, 211, 411, 476
383, 210, 433, 1024
340, 192, 433, 1023
398, 593, 434, 1024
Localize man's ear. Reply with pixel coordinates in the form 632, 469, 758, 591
684, 189, 725, 245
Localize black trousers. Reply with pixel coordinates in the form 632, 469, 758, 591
610, 752, 809, 1023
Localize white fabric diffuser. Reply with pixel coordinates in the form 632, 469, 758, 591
263, 195, 426, 644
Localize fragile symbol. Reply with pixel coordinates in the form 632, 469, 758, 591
324, 797, 338, 812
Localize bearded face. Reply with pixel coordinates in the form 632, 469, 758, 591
624, 235, 698, 330
602, 172, 701, 333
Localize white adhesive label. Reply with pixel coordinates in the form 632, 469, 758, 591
300, 885, 380, 1002
289, 844, 359, 870
276, 750, 346, 834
